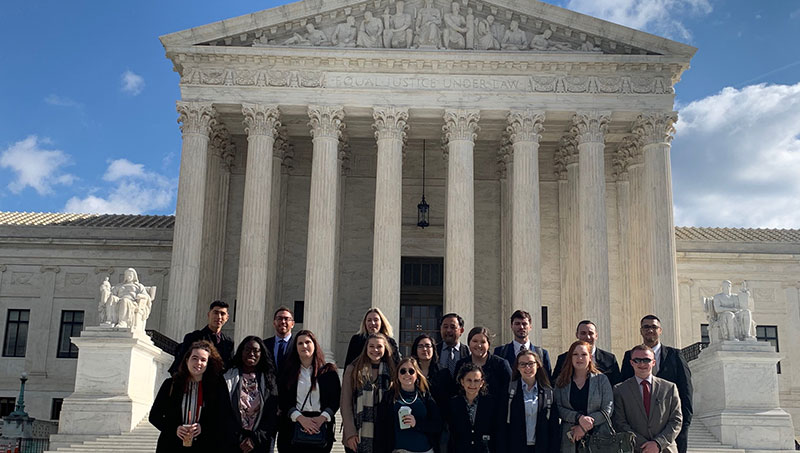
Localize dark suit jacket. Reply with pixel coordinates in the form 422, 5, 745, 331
344, 333, 400, 367
276, 366, 341, 453
552, 348, 622, 385
620, 345, 693, 427
264, 335, 295, 374
445, 393, 504, 453
169, 326, 234, 374
499, 380, 560, 453
612, 376, 683, 453
453, 354, 512, 401
493, 342, 552, 377
436, 341, 470, 372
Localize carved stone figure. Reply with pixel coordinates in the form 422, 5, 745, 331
383, 0, 414, 49
415, 0, 442, 48
442, 2, 468, 49
530, 28, 572, 51
487, 15, 505, 46
501, 20, 528, 50
703, 280, 756, 342
475, 17, 500, 50
580, 35, 601, 52
332, 16, 357, 47
357, 11, 384, 48
465, 7, 475, 50
283, 23, 330, 46
99, 268, 155, 331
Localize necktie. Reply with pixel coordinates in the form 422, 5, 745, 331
520, 344, 527, 352
447, 347, 456, 375
214, 332, 221, 344
641, 380, 651, 417
277, 339, 287, 368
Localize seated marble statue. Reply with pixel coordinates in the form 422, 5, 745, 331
442, 2, 467, 49
332, 16, 357, 47
475, 18, 500, 50
501, 20, 528, 50
383, 0, 414, 49
283, 23, 330, 46
415, 0, 442, 48
530, 28, 573, 51
704, 280, 756, 342
357, 11, 384, 48
99, 268, 155, 331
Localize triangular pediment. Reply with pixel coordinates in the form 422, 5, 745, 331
160, 0, 695, 58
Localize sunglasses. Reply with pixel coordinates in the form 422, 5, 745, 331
632, 357, 653, 364
399, 368, 416, 375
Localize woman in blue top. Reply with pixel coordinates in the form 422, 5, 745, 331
375, 357, 442, 453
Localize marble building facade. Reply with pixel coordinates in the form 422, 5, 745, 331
1, 0, 799, 435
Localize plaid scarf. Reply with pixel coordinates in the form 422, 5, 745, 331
353, 362, 391, 453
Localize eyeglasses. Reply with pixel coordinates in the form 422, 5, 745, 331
632, 357, 653, 364
399, 368, 416, 375
416, 344, 433, 349
275, 316, 293, 322
518, 361, 537, 369
640, 324, 660, 331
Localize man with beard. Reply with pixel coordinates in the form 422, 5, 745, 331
494, 309, 552, 376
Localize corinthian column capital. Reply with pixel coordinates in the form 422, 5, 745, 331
571, 111, 611, 145
308, 105, 345, 139
373, 107, 410, 142
553, 135, 578, 179
506, 110, 545, 144
242, 104, 281, 138
442, 109, 480, 143
177, 101, 216, 136
612, 136, 642, 180
633, 112, 678, 145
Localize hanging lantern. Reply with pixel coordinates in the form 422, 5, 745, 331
417, 139, 430, 228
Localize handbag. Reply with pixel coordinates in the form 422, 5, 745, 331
291, 387, 328, 448
577, 410, 635, 453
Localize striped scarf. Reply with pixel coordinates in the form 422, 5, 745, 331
353, 362, 391, 453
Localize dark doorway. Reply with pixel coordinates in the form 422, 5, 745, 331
399, 257, 444, 356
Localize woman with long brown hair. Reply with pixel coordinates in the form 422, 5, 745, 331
553, 341, 613, 453
344, 308, 400, 366
452, 326, 512, 401
277, 330, 340, 453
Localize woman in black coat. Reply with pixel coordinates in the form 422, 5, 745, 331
499, 350, 560, 453
452, 326, 512, 401
277, 330, 341, 453
445, 362, 504, 453
344, 308, 400, 366
223, 336, 278, 453
410, 334, 450, 408
150, 340, 235, 452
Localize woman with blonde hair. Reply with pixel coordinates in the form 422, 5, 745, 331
344, 308, 400, 366
553, 341, 613, 453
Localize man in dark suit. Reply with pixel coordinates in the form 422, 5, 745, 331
436, 312, 469, 377
493, 309, 551, 375
614, 344, 682, 453
168, 300, 234, 374
621, 315, 693, 453
552, 319, 622, 384
264, 306, 295, 373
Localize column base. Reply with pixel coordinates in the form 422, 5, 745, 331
696, 410, 795, 452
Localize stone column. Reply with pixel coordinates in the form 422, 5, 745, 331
371, 107, 409, 331
166, 101, 216, 341
305, 105, 345, 361
508, 110, 545, 345
627, 141, 650, 327
613, 137, 637, 350
497, 141, 513, 342
264, 128, 289, 329
555, 136, 580, 348
26, 265, 59, 377
634, 112, 680, 346
235, 104, 281, 343
442, 109, 480, 329
572, 111, 612, 349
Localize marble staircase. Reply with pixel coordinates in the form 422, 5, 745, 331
686, 421, 744, 453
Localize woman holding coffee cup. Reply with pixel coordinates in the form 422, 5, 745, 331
150, 340, 234, 452
374, 357, 442, 453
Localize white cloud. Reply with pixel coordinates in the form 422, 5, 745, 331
565, 0, 711, 41
44, 94, 82, 108
121, 70, 145, 95
64, 158, 176, 214
0, 136, 75, 195
672, 83, 800, 228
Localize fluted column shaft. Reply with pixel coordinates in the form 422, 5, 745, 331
213, 146, 234, 303
614, 137, 639, 349
508, 110, 545, 345
264, 131, 287, 329
442, 109, 480, 329
555, 136, 580, 347
371, 107, 409, 331
235, 104, 281, 343
498, 144, 512, 342
305, 106, 345, 361
166, 102, 216, 340
636, 112, 680, 345
572, 111, 611, 349
628, 149, 650, 337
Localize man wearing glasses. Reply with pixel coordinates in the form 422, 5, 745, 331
621, 315, 693, 453
265, 306, 295, 372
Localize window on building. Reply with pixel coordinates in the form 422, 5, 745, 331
756, 325, 780, 374
0, 397, 15, 417
700, 324, 709, 343
541, 306, 549, 329
51, 398, 64, 420
57, 311, 84, 358
3, 309, 30, 357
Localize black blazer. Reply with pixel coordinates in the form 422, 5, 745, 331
344, 333, 401, 367
276, 366, 341, 453
149, 377, 236, 453
620, 344, 693, 426
494, 342, 552, 377
453, 354, 512, 401
436, 342, 470, 373
552, 348, 622, 385
169, 326, 235, 374
374, 390, 443, 453
264, 335, 295, 374
499, 380, 560, 453
445, 393, 504, 453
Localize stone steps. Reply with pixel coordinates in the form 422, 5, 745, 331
687, 421, 744, 453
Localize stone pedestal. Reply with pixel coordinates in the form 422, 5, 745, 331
48, 327, 171, 451
690, 340, 795, 452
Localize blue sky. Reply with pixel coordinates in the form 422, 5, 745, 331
1, 0, 799, 228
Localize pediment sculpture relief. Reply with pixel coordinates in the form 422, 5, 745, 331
252, 0, 608, 53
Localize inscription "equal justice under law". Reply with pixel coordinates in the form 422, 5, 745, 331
327, 73, 532, 91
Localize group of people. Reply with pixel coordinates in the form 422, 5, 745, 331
149, 301, 692, 453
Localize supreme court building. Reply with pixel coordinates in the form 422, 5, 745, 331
3, 0, 800, 432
